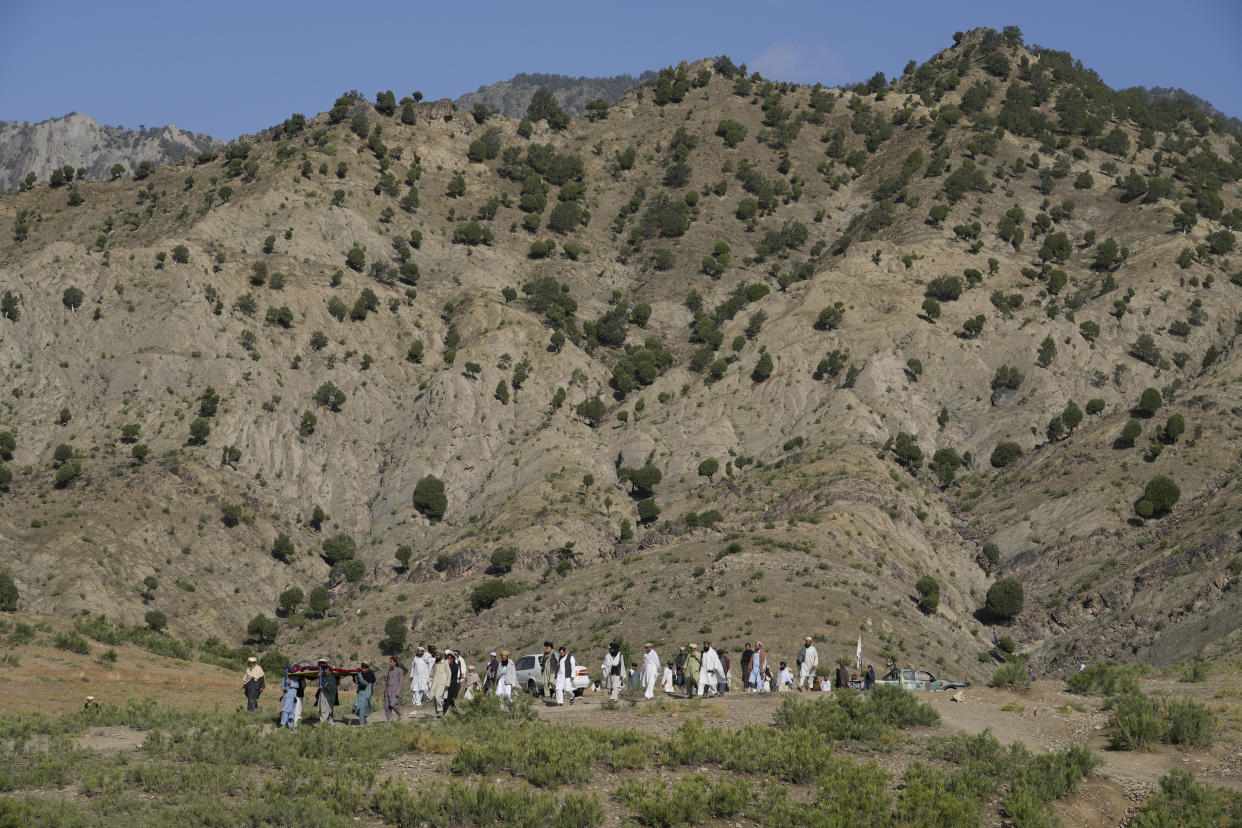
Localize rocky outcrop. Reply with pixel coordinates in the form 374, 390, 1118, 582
0, 112, 221, 191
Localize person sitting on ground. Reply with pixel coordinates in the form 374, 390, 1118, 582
461, 664, 483, 701
835, 661, 851, 690
84, 696, 99, 711
820, 675, 833, 692
776, 661, 795, 692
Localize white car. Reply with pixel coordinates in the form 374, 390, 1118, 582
514, 653, 589, 696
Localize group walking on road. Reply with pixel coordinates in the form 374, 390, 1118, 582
252, 634, 880, 726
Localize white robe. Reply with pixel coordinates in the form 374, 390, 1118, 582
642, 648, 661, 698
777, 668, 794, 691
698, 648, 723, 696
799, 645, 819, 687
495, 660, 517, 701
409, 653, 432, 703
661, 666, 674, 693
601, 651, 624, 699
555, 654, 577, 704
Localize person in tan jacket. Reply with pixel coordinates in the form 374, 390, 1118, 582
242, 657, 265, 712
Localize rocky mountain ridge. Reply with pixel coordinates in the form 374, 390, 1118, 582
1, 28, 1240, 682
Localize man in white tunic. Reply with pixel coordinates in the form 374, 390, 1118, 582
409, 645, 432, 708
798, 636, 819, 691
555, 646, 577, 706
698, 640, 723, 697
600, 642, 625, 701
641, 642, 661, 700
495, 650, 518, 709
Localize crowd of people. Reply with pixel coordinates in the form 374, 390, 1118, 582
244, 637, 881, 726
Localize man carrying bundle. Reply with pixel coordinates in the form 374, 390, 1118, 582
315, 658, 338, 724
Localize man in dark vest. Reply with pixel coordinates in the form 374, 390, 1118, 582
443, 651, 462, 715
541, 641, 557, 699
555, 646, 577, 706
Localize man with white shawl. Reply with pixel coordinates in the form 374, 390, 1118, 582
600, 642, 624, 701
409, 645, 432, 709
555, 646, 577, 706
798, 636, 819, 691
698, 640, 723, 697
641, 642, 661, 700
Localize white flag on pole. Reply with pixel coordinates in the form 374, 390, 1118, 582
856, 633, 862, 672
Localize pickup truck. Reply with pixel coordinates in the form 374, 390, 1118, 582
875, 667, 967, 692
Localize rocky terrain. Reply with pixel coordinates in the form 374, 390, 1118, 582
456, 71, 650, 118
0, 27, 1240, 693
0, 112, 221, 192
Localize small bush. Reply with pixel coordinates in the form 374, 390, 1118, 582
989, 661, 1031, 688
1109, 692, 1163, 750
1128, 770, 1241, 826
1067, 663, 1121, 696
1164, 698, 1215, 747
53, 630, 91, 654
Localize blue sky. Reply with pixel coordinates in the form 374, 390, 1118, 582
1, 1, 1239, 140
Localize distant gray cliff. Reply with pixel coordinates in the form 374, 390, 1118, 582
0, 112, 222, 191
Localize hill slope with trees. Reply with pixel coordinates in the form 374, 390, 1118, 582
1, 28, 1241, 684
